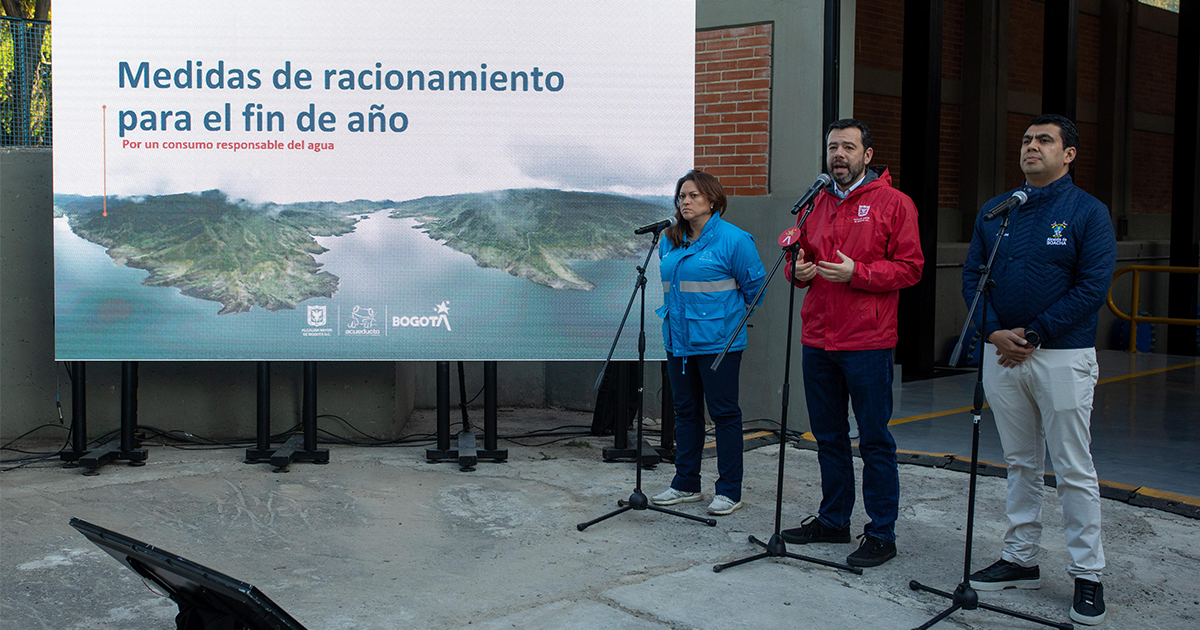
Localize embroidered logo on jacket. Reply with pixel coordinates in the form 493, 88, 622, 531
1047, 222, 1068, 246
854, 205, 871, 223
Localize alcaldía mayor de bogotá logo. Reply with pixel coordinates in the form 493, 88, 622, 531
303, 304, 333, 337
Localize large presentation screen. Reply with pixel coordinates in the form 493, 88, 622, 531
53, 0, 694, 361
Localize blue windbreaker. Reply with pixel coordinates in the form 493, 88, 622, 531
962, 174, 1117, 349
656, 213, 767, 357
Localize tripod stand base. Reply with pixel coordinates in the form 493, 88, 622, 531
712, 533, 863, 574
907, 580, 1073, 630
576, 489, 717, 531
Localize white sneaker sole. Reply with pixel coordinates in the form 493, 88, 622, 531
1070, 608, 1106, 625
651, 493, 702, 506
707, 501, 742, 516
968, 578, 1041, 591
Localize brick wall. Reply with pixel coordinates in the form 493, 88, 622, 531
694, 24, 772, 196
1005, 113, 1029, 191
1009, 0, 1045, 94
856, 0, 905, 73
1074, 121, 1097, 193
1134, 28, 1177, 116
1131, 130, 1174, 214
853, 0, 965, 208
943, 0, 964, 81
852, 94, 904, 188
1078, 13, 1101, 105
852, 0, 1153, 214
939, 104, 962, 209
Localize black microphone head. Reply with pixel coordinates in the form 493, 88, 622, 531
1012, 190, 1028, 205
816, 173, 833, 187
666, 215, 678, 228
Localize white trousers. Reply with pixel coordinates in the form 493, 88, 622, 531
982, 344, 1105, 582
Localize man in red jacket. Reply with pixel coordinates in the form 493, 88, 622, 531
782, 119, 924, 567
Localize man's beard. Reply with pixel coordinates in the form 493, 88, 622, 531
830, 159, 865, 187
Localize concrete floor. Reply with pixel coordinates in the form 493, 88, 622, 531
2, 408, 1199, 629
888, 351, 1200, 498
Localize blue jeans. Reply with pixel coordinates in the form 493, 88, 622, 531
666, 352, 743, 502
802, 346, 899, 542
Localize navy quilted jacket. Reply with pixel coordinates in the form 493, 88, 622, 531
962, 174, 1117, 350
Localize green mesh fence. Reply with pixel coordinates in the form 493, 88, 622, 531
1, 16, 51, 147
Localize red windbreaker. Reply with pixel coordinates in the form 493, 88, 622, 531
784, 166, 924, 351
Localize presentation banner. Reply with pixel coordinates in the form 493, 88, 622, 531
53, 0, 694, 361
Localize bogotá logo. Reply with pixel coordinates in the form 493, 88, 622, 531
345, 305, 381, 336
1047, 222, 1068, 246
393, 301, 452, 331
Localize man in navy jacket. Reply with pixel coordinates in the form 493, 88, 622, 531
962, 114, 1117, 626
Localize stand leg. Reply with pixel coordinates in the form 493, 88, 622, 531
479, 361, 507, 461
658, 361, 676, 462
426, 362, 454, 461
270, 362, 328, 470
908, 580, 1072, 630
578, 489, 717, 531
602, 362, 659, 466
79, 362, 147, 474
426, 362, 506, 467
61, 362, 87, 465
245, 361, 273, 462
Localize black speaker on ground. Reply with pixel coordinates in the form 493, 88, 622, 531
70, 518, 307, 630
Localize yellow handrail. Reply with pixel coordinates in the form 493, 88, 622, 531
1106, 265, 1200, 352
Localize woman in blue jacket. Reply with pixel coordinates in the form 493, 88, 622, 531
651, 170, 766, 515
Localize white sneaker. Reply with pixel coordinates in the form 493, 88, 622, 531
707, 495, 742, 515
651, 487, 702, 506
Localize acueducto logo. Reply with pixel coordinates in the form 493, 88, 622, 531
392, 301, 453, 331
345, 305, 381, 336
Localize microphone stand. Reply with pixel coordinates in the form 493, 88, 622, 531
577, 226, 717, 531
906, 212, 1071, 629
710, 197, 861, 575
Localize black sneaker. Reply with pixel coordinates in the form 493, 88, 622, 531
968, 559, 1041, 591
1070, 579, 1106, 625
846, 534, 896, 567
780, 515, 851, 544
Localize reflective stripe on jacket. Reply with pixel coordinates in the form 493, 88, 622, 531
656, 213, 767, 357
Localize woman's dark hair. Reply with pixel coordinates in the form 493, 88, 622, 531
665, 170, 727, 247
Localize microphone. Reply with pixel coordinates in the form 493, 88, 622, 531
634, 215, 678, 235
792, 173, 833, 214
983, 190, 1028, 221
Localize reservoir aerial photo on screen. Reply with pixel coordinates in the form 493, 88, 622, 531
53, 189, 673, 361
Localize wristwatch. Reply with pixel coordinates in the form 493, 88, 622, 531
1024, 329, 1041, 348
